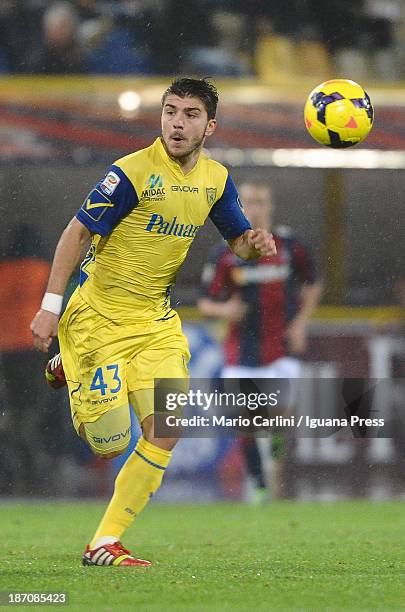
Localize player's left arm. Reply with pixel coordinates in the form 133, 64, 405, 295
286, 240, 323, 354
209, 174, 276, 261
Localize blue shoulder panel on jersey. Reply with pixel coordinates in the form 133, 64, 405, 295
76, 165, 138, 236
209, 174, 251, 240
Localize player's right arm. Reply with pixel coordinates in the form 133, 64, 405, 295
31, 162, 138, 352
30, 217, 90, 352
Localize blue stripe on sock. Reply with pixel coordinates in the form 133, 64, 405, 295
134, 449, 166, 471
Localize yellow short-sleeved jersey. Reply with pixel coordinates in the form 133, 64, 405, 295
76, 137, 250, 322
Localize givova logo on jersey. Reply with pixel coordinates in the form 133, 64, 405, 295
141, 174, 166, 201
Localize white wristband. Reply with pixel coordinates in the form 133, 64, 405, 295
41, 292, 63, 316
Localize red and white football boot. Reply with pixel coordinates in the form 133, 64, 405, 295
45, 353, 67, 389
82, 541, 152, 567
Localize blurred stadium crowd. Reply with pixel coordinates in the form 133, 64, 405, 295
0, 0, 404, 79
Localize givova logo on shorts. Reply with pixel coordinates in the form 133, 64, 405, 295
91, 426, 131, 445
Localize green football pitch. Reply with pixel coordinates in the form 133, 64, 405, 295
2, 500, 405, 611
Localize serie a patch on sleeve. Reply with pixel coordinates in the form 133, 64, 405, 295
100, 171, 121, 196
81, 189, 114, 221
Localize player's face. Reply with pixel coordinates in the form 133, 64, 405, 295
161, 95, 216, 163
239, 184, 273, 228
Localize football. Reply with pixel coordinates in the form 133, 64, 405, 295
304, 79, 374, 148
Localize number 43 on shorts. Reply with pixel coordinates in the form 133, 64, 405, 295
90, 364, 122, 396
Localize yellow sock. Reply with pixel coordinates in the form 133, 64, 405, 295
90, 437, 172, 547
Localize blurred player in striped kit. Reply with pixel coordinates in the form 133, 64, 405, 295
199, 182, 322, 502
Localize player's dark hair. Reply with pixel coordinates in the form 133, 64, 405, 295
162, 78, 218, 119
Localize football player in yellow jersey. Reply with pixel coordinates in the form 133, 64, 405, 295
31, 78, 276, 567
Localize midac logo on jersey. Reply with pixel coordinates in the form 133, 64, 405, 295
145, 213, 200, 238
141, 174, 166, 201
146, 174, 163, 189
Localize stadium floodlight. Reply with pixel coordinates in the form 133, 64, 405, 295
118, 90, 141, 115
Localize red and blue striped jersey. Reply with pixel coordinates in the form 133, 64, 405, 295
200, 226, 318, 366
